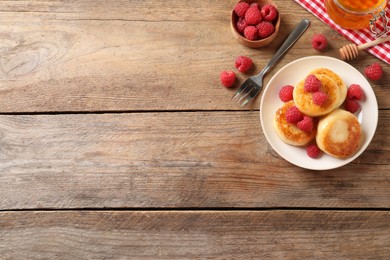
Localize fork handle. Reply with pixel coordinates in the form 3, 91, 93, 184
259, 19, 310, 76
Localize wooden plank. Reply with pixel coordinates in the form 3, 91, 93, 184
0, 1, 388, 113
1, 210, 389, 259
0, 111, 389, 209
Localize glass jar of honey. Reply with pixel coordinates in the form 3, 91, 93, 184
325, 0, 388, 35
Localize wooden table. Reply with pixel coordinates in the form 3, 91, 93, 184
1, 1, 389, 258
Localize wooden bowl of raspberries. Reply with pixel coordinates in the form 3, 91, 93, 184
231, 0, 281, 48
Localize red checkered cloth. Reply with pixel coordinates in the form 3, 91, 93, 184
294, 0, 390, 64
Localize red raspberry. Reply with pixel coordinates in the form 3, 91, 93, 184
297, 116, 314, 132
256, 21, 275, 39
250, 3, 260, 9
304, 74, 321, 92
244, 26, 258, 40
245, 6, 262, 25
286, 106, 303, 124
236, 17, 248, 33
347, 84, 364, 100
306, 143, 321, 158
311, 34, 328, 51
233, 2, 250, 18
345, 99, 360, 113
364, 62, 383, 81
278, 85, 294, 102
261, 4, 278, 22
220, 70, 236, 88
235, 56, 253, 73
313, 91, 328, 106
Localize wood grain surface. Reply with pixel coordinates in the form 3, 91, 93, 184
0, 111, 389, 209
1, 211, 389, 259
0, 0, 389, 258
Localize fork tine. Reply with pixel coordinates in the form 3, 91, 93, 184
236, 84, 253, 104
241, 91, 256, 107
232, 80, 250, 100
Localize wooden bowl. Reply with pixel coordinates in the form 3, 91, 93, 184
231, 0, 281, 48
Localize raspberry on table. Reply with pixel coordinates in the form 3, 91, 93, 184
347, 84, 364, 100
220, 70, 236, 88
306, 143, 321, 158
261, 4, 278, 22
297, 116, 314, 132
345, 99, 360, 113
256, 21, 275, 39
278, 85, 294, 102
311, 34, 328, 51
245, 6, 262, 25
313, 91, 328, 106
286, 105, 304, 124
236, 17, 249, 33
235, 56, 253, 73
244, 26, 258, 40
304, 74, 321, 92
233, 2, 250, 18
364, 62, 383, 81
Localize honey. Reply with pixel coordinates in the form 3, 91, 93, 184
325, 0, 387, 29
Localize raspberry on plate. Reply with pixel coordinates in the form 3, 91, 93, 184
297, 116, 314, 132
286, 105, 304, 124
245, 6, 262, 25
261, 4, 278, 22
236, 17, 248, 33
244, 26, 258, 40
278, 85, 294, 102
306, 143, 321, 158
345, 99, 360, 113
347, 84, 364, 100
220, 70, 236, 88
313, 91, 328, 106
256, 21, 275, 39
235, 56, 253, 73
364, 62, 383, 81
233, 2, 250, 18
311, 34, 328, 51
304, 74, 321, 92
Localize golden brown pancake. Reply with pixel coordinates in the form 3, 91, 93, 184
316, 109, 363, 159
309, 68, 347, 108
273, 101, 317, 146
293, 74, 340, 117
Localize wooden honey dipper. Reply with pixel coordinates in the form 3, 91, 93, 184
339, 35, 390, 61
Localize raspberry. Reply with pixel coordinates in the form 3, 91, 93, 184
235, 56, 253, 73
233, 2, 250, 18
345, 99, 360, 113
278, 85, 294, 102
220, 70, 236, 88
364, 62, 383, 81
313, 91, 328, 106
236, 17, 248, 33
261, 4, 278, 22
245, 6, 262, 25
311, 34, 328, 51
347, 84, 364, 100
250, 3, 260, 9
306, 144, 321, 158
304, 74, 321, 92
297, 116, 314, 132
256, 21, 275, 39
286, 106, 303, 124
244, 26, 258, 40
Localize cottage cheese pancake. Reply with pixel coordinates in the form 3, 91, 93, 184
316, 109, 363, 158
309, 68, 347, 108
293, 74, 340, 117
273, 101, 317, 146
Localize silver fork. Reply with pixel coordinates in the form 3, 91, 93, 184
233, 19, 310, 107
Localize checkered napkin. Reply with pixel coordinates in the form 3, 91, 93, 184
294, 0, 390, 64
